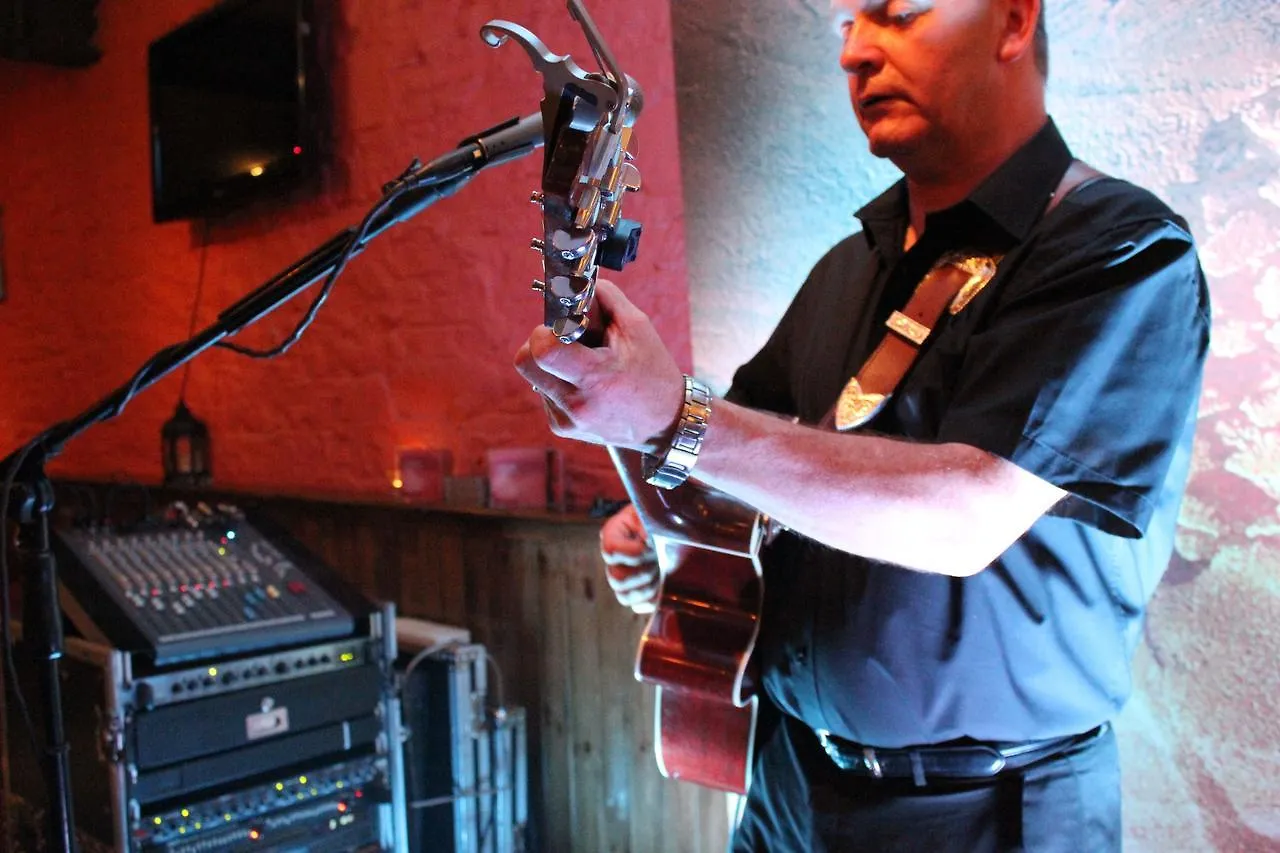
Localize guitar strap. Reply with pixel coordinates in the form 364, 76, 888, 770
830, 160, 1105, 431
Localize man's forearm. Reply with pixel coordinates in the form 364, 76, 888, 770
690, 399, 1065, 576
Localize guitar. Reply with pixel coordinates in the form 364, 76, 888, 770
609, 449, 764, 794
483, 1, 764, 793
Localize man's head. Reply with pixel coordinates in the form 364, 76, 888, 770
833, 0, 1048, 184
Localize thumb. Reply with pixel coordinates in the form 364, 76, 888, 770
593, 278, 645, 328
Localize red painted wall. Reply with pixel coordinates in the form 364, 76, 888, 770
0, 0, 692, 509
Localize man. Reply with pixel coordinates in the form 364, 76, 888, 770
515, 0, 1209, 849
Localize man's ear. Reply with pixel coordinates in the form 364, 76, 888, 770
996, 0, 1040, 64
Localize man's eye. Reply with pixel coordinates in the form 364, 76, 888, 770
883, 2, 923, 25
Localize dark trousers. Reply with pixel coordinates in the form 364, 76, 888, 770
731, 708, 1121, 852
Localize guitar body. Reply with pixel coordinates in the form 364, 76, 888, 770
656, 688, 758, 794
610, 448, 765, 794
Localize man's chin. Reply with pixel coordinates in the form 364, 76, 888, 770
855, 116, 916, 156
862, 126, 922, 162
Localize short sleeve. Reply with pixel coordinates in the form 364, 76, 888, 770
936, 190, 1210, 537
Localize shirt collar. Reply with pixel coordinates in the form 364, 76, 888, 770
854, 118, 1074, 253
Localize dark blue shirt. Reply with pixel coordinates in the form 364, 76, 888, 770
726, 120, 1210, 746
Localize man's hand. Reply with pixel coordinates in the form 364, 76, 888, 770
600, 504, 660, 614
513, 279, 685, 453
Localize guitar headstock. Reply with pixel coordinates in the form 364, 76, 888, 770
481, 0, 644, 346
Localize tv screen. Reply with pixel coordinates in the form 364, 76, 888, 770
148, 0, 324, 223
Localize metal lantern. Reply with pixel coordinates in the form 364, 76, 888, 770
161, 400, 212, 487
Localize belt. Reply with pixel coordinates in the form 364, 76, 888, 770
814, 723, 1108, 786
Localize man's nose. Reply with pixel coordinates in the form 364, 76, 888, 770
839, 19, 884, 75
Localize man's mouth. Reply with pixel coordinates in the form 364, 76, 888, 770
859, 94, 897, 110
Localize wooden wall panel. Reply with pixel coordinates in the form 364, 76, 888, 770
52, 485, 732, 853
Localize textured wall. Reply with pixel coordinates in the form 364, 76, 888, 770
672, 0, 1280, 850
0, 0, 691, 509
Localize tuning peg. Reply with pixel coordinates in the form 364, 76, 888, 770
530, 238, 546, 253
620, 161, 641, 192
532, 279, 547, 292
530, 190, 545, 205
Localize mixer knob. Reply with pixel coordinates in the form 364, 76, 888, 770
135, 682, 156, 712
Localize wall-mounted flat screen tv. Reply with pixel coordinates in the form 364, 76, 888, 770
149, 0, 326, 223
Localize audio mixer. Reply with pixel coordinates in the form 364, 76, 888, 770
54, 502, 357, 664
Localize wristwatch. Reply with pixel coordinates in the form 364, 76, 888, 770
644, 375, 712, 490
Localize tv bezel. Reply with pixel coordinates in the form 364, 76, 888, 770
147, 0, 325, 224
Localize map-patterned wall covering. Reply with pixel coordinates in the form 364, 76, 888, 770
671, 1, 1279, 848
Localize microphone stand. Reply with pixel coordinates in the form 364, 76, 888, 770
1, 113, 542, 853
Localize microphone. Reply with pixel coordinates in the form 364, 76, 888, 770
413, 112, 545, 184
372, 112, 545, 235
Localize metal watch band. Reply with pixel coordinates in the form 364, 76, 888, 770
644, 375, 712, 490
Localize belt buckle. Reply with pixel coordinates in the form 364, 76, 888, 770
817, 730, 885, 778
862, 746, 883, 779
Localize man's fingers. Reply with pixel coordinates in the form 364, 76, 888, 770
605, 563, 660, 593
615, 576, 660, 609
513, 331, 558, 393
515, 336, 570, 391
617, 587, 659, 611
525, 324, 603, 385
602, 549, 656, 568
599, 506, 659, 611
601, 528, 656, 566
614, 583, 658, 604
600, 504, 653, 552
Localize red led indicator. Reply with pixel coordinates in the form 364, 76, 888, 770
293, 146, 303, 155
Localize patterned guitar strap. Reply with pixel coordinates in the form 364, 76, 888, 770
827, 160, 1104, 431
